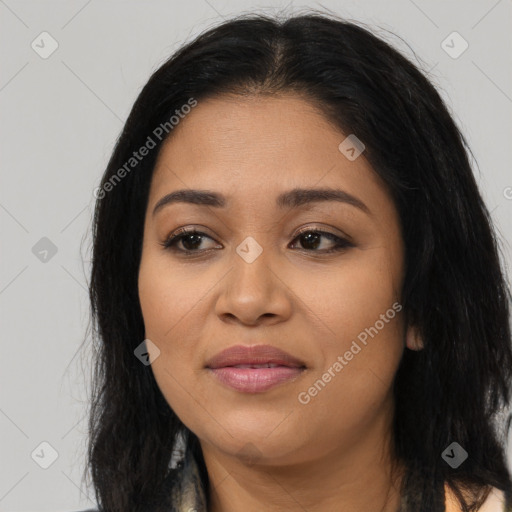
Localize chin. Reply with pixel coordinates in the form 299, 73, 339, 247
195, 423, 308, 466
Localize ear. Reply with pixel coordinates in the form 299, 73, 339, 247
405, 324, 424, 351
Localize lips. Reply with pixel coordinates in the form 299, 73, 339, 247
206, 344, 306, 393
205, 344, 306, 369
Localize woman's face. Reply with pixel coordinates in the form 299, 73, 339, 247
138, 93, 409, 466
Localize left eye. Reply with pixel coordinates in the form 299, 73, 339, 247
290, 230, 353, 253
161, 229, 353, 255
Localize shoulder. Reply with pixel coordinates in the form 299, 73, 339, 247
444, 483, 508, 512
477, 488, 507, 512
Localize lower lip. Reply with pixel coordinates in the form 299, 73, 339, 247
208, 366, 305, 393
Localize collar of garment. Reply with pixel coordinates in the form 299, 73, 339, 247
170, 444, 207, 512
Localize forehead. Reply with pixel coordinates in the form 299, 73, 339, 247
148, 93, 388, 213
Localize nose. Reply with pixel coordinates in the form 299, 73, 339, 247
214, 239, 292, 326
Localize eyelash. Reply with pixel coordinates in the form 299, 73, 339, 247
160, 227, 353, 257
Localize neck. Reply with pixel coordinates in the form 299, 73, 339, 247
201, 401, 405, 512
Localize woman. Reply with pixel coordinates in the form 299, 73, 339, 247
84, 11, 512, 512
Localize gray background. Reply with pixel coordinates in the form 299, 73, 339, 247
1, 0, 511, 510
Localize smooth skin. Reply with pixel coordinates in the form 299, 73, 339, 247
138, 93, 425, 512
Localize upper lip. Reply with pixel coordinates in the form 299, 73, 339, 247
205, 344, 306, 369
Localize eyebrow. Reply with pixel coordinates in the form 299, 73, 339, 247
152, 187, 371, 217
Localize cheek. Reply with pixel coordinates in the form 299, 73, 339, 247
294, 249, 404, 416
297, 246, 402, 342
138, 254, 214, 411
138, 253, 211, 345
295, 310, 403, 455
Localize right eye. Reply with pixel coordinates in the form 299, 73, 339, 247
160, 228, 219, 255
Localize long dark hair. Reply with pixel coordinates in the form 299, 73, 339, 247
84, 11, 512, 512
